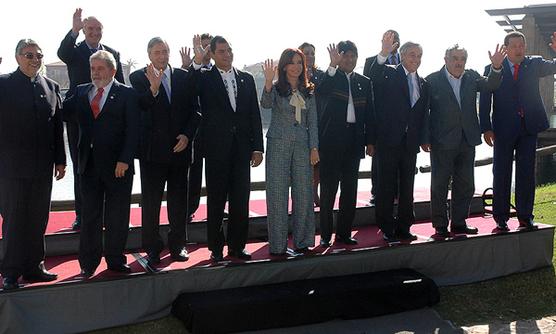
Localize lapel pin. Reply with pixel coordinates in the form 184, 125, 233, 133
110, 95, 115, 99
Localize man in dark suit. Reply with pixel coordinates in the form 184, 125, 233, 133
479, 31, 556, 232
424, 44, 505, 238
368, 32, 430, 242
364, 30, 401, 205
191, 35, 264, 262
180, 33, 213, 223
57, 8, 125, 230
63, 50, 139, 278
130, 37, 200, 265
0, 39, 66, 290
316, 41, 374, 247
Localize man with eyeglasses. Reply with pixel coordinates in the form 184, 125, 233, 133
58, 8, 125, 231
0, 39, 66, 290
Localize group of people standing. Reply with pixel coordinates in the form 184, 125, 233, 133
1, 7, 555, 291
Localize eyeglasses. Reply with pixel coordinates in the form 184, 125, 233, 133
22, 52, 44, 60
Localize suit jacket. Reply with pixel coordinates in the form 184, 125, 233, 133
129, 66, 200, 164
425, 65, 502, 150
480, 56, 556, 139
58, 30, 125, 98
315, 69, 372, 158
63, 80, 140, 176
368, 62, 429, 153
363, 53, 400, 78
0, 69, 66, 178
261, 86, 318, 149
193, 66, 264, 161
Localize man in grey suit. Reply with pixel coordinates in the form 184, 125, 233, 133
423, 44, 505, 238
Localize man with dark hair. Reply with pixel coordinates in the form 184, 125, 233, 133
63, 50, 140, 278
424, 44, 505, 238
316, 40, 374, 247
364, 29, 401, 206
191, 35, 264, 261
0, 39, 66, 290
130, 38, 200, 265
479, 31, 556, 232
58, 8, 125, 230
369, 32, 430, 243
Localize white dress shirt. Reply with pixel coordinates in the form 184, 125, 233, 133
444, 67, 462, 108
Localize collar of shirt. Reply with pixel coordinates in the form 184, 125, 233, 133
217, 66, 235, 77
91, 78, 115, 97
402, 65, 414, 77
85, 42, 103, 52
444, 66, 462, 81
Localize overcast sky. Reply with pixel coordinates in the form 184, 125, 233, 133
0, 0, 553, 77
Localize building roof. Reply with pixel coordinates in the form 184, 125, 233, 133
486, 4, 556, 44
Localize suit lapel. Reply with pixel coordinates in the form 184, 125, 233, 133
438, 66, 461, 108
396, 65, 410, 105
235, 69, 246, 112
100, 81, 120, 117
209, 66, 233, 111
79, 83, 95, 121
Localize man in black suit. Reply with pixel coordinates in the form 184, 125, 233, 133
57, 8, 125, 230
0, 39, 66, 290
364, 30, 401, 206
316, 41, 374, 247
180, 33, 213, 223
130, 37, 200, 265
368, 32, 430, 242
424, 44, 504, 238
191, 35, 264, 261
63, 50, 139, 278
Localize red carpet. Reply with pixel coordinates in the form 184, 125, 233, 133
0, 216, 545, 290
0, 188, 463, 238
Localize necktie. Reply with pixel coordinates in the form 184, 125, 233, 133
90, 48, 98, 54
389, 55, 398, 65
408, 73, 420, 107
91, 87, 104, 119
161, 72, 171, 103
513, 63, 519, 81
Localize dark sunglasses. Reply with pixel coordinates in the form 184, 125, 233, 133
22, 52, 44, 60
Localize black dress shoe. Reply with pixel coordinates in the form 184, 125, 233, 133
2, 277, 19, 290
22, 268, 58, 282
452, 225, 479, 235
80, 269, 94, 279
335, 237, 358, 245
383, 233, 398, 243
396, 230, 418, 241
228, 249, 252, 260
434, 227, 451, 238
319, 239, 332, 247
210, 251, 224, 262
72, 217, 81, 231
495, 220, 510, 232
107, 263, 131, 273
171, 248, 190, 262
518, 219, 538, 231
294, 247, 309, 253
147, 252, 161, 265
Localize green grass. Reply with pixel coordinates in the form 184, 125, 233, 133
434, 182, 556, 326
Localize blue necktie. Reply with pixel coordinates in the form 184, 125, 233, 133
161, 73, 171, 103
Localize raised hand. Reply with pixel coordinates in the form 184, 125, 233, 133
380, 31, 398, 57
262, 59, 277, 92
180, 47, 192, 69
72, 8, 84, 34
146, 63, 163, 96
192, 34, 209, 65
488, 44, 506, 69
550, 32, 556, 53
327, 43, 342, 68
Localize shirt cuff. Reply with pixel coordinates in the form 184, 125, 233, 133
327, 66, 337, 77
376, 53, 388, 65
490, 65, 502, 73
70, 30, 79, 39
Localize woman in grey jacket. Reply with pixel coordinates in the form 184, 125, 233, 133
261, 48, 319, 255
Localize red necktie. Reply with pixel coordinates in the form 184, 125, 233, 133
513, 63, 519, 81
91, 87, 104, 119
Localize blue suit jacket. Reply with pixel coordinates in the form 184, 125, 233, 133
479, 56, 556, 139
